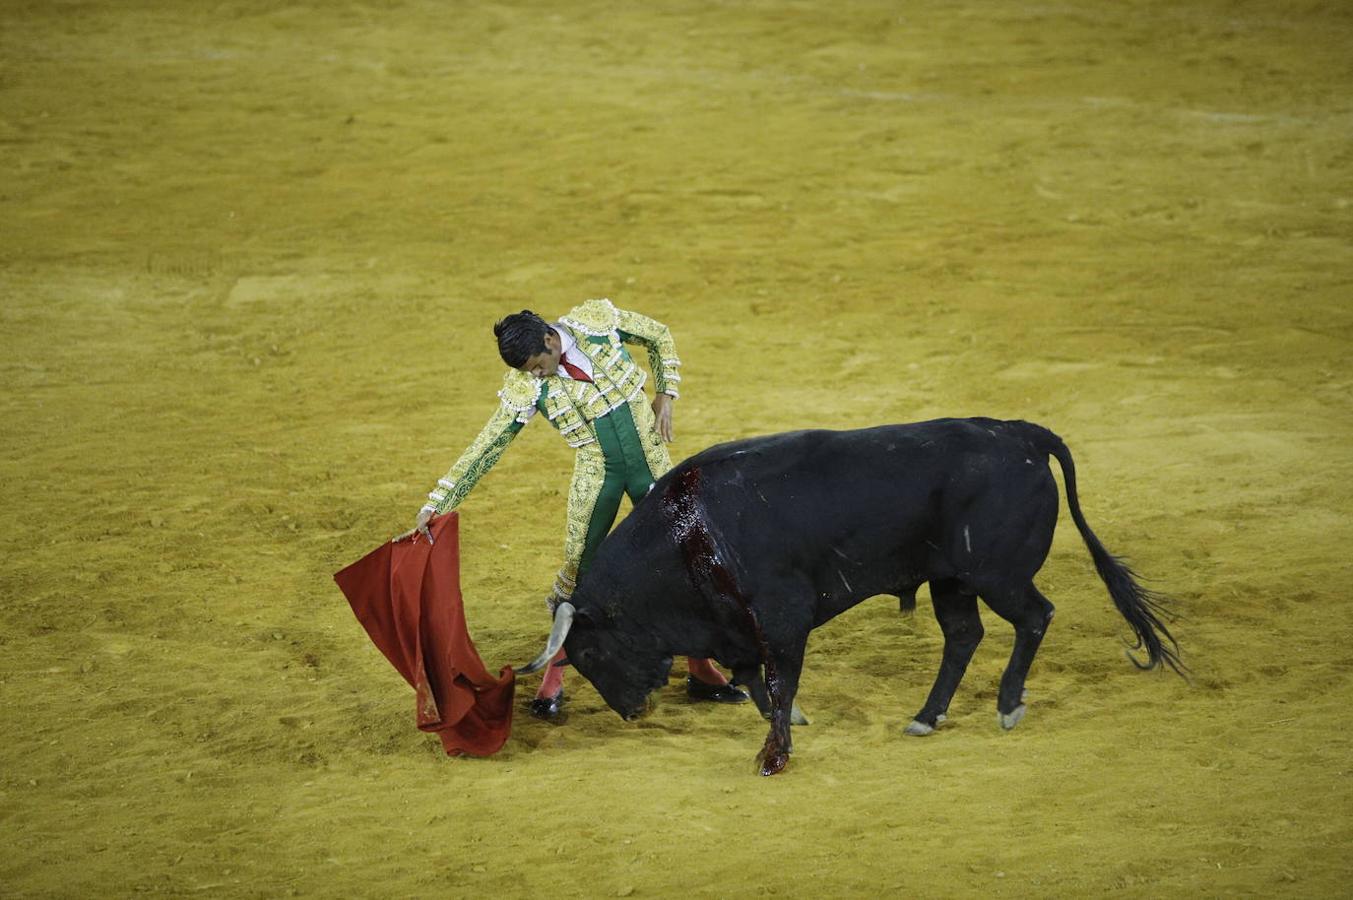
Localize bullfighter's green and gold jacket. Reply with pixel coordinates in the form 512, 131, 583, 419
420, 298, 680, 516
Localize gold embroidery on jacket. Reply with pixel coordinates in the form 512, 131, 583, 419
555, 443, 607, 598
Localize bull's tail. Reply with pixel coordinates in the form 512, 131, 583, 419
1014, 421, 1185, 675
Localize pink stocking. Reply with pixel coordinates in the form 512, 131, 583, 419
686, 657, 728, 685
535, 649, 566, 699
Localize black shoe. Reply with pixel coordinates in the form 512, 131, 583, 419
686, 676, 749, 704
529, 690, 564, 720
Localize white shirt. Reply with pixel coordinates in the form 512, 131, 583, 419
552, 324, 595, 381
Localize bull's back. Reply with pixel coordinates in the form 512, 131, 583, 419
677, 418, 1043, 504
599, 418, 1054, 575
666, 418, 1051, 559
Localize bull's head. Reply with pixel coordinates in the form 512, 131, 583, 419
518, 602, 672, 721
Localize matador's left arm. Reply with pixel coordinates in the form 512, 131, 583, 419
614, 307, 681, 398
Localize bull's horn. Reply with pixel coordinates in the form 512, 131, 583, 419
517, 602, 575, 674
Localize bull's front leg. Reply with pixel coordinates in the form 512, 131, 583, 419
736, 664, 811, 727
733, 665, 771, 718
755, 642, 807, 777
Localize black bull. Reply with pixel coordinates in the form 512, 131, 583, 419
521, 418, 1183, 775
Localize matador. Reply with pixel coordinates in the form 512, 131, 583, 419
399, 299, 747, 719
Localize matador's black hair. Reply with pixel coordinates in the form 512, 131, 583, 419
494, 310, 552, 368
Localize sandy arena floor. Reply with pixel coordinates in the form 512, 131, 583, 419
3, 0, 1351, 896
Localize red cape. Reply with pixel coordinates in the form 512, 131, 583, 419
334, 512, 515, 756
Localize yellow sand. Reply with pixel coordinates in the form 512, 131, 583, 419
3, 0, 1351, 896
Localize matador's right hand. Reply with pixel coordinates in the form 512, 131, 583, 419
393, 507, 435, 545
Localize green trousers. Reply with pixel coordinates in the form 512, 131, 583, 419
577, 402, 658, 578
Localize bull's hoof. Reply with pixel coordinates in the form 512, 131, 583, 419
998, 704, 1027, 730
756, 735, 792, 776
904, 713, 946, 737
759, 750, 790, 776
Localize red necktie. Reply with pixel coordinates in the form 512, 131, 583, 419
559, 353, 592, 383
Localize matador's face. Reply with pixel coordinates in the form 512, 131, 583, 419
519, 327, 563, 379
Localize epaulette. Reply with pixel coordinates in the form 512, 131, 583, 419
497, 369, 544, 422
559, 297, 619, 337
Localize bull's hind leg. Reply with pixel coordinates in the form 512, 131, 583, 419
906, 578, 983, 736
982, 582, 1055, 730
